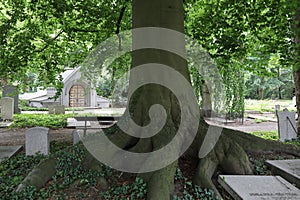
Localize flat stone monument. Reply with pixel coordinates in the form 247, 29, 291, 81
0, 145, 22, 163
218, 175, 300, 200
48, 105, 65, 114
25, 127, 50, 156
1, 97, 14, 120
0, 121, 13, 128
67, 118, 91, 128
276, 108, 297, 141
266, 159, 300, 188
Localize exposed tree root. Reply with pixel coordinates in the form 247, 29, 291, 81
16, 120, 300, 199
16, 157, 57, 192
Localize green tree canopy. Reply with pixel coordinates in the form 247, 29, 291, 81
0, 0, 298, 98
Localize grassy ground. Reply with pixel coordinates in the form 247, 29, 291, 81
245, 99, 296, 112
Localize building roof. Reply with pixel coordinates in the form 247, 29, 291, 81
61, 67, 80, 82
19, 89, 47, 101
20, 68, 79, 101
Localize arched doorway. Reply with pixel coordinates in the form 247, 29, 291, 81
69, 85, 86, 107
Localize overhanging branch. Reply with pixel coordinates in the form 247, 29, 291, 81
36, 30, 64, 53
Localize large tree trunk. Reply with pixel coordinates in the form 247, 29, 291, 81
131, 0, 187, 198
17, 1, 300, 199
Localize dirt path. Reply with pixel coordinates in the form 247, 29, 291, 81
0, 118, 278, 146
0, 128, 74, 146
206, 118, 278, 133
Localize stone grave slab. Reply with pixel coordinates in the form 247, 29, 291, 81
266, 159, 300, 188
218, 175, 300, 200
25, 127, 50, 156
67, 118, 91, 128
0, 145, 22, 162
276, 108, 297, 141
0, 121, 13, 128
1, 97, 14, 120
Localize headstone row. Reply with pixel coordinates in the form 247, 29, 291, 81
25, 127, 83, 156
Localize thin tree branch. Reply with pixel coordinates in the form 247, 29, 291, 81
36, 30, 64, 53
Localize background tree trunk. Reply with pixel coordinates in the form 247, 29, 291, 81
201, 80, 212, 117
293, 0, 300, 136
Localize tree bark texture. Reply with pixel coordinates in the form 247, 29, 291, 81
293, 0, 300, 136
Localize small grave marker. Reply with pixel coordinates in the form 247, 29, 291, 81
266, 159, 300, 188
73, 130, 82, 144
293, 96, 297, 106
25, 127, 50, 156
2, 85, 20, 114
1, 97, 14, 120
276, 108, 297, 141
275, 104, 280, 113
218, 175, 300, 200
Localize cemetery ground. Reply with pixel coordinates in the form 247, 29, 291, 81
0, 100, 299, 199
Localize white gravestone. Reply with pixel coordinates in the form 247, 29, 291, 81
276, 108, 297, 141
293, 96, 297, 106
2, 85, 20, 114
1, 97, 14, 120
73, 130, 82, 144
25, 127, 50, 156
275, 104, 280, 113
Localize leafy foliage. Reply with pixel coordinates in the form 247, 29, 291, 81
99, 177, 147, 199
0, 141, 68, 199
251, 131, 278, 140
0, 142, 112, 199
1, 0, 297, 106
10, 114, 72, 128
0, 0, 131, 93
245, 53, 294, 100
185, 0, 297, 116
173, 168, 219, 200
